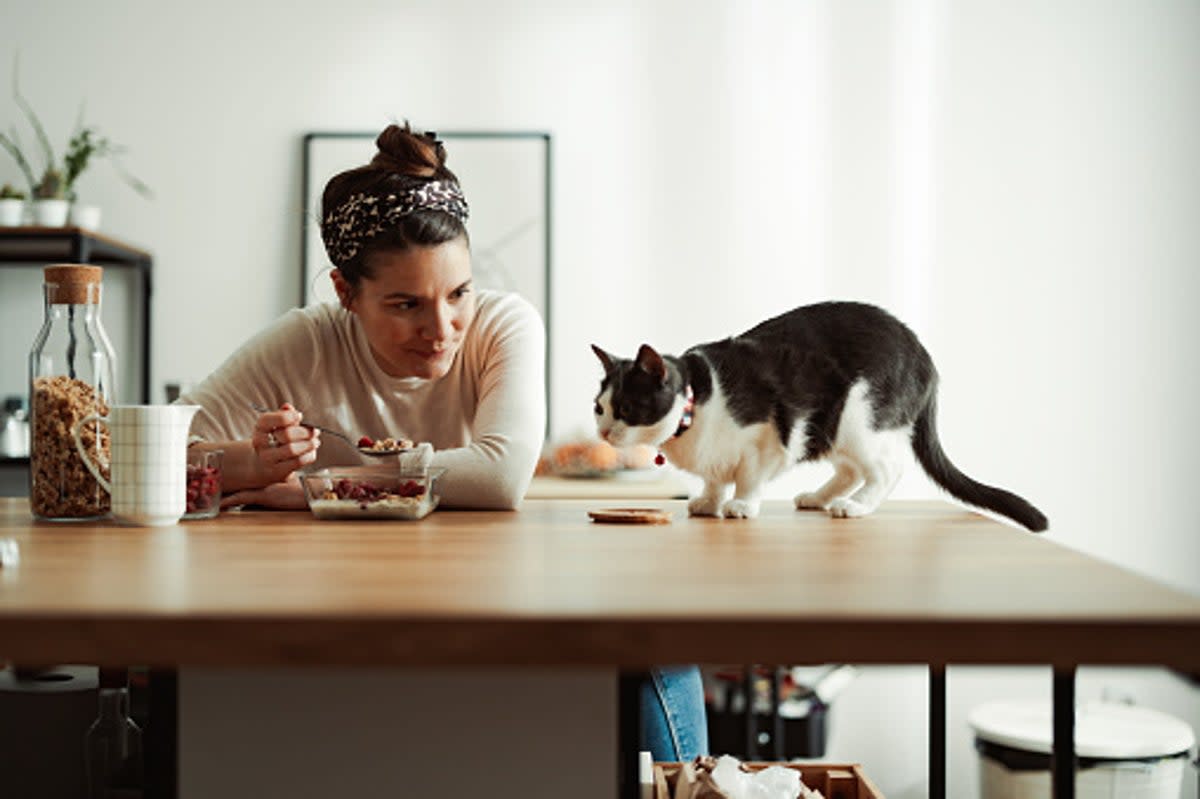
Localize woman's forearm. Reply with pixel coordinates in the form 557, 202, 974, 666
431, 437, 539, 510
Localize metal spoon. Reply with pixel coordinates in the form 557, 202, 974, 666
248, 402, 411, 457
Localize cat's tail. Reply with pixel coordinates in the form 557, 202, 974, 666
911, 395, 1049, 533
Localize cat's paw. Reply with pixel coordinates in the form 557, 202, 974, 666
794, 492, 829, 511
688, 496, 724, 517
722, 498, 760, 519
828, 498, 871, 519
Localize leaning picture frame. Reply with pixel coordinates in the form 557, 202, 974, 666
300, 130, 552, 431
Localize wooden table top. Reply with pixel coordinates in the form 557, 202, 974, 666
1, 497, 1197, 668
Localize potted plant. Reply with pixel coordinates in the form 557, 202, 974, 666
31, 167, 69, 225
0, 60, 150, 229
0, 183, 25, 226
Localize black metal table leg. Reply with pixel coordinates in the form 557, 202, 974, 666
1052, 667, 1076, 799
145, 668, 178, 799
929, 665, 945, 799
618, 670, 645, 799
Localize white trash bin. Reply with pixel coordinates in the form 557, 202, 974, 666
969, 700, 1195, 799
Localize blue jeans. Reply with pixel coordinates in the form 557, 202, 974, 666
640, 665, 709, 761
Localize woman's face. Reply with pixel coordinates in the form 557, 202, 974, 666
334, 238, 476, 379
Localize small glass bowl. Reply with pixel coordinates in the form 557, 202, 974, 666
183, 449, 223, 520
300, 466, 446, 521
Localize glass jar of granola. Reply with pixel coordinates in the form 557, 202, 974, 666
28, 264, 118, 520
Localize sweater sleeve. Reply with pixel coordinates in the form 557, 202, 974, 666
178, 308, 326, 442
430, 295, 546, 510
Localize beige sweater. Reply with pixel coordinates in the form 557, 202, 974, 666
180, 290, 545, 509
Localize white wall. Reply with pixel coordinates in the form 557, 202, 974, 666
2, 1, 1197, 797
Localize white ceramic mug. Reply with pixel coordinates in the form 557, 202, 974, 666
72, 404, 200, 526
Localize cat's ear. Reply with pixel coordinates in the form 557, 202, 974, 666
591, 344, 616, 373
635, 344, 667, 383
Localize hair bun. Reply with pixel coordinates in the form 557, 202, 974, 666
370, 123, 449, 180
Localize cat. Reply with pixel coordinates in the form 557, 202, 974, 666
591, 301, 1048, 532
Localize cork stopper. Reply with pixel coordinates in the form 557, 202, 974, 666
43, 264, 103, 305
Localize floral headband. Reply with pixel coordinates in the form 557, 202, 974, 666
320, 180, 470, 265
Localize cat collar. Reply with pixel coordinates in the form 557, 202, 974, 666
655, 386, 695, 466
673, 385, 695, 438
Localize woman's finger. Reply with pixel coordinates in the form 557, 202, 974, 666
255, 432, 320, 482
265, 423, 319, 449
272, 442, 319, 471
270, 404, 303, 430
253, 403, 302, 435
261, 431, 320, 459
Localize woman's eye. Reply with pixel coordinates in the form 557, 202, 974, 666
386, 301, 417, 312
451, 286, 472, 299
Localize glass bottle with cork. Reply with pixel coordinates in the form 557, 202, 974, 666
28, 263, 117, 520
85, 668, 144, 799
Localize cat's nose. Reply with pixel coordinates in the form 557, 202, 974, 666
599, 428, 611, 441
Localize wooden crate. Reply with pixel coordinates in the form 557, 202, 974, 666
654, 761, 885, 799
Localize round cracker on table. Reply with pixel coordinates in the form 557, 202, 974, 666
587, 507, 673, 525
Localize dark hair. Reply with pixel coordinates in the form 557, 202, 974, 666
320, 123, 468, 287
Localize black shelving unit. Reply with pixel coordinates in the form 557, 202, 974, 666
0, 226, 153, 401
0, 226, 153, 492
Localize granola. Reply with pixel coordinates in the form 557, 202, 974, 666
30, 375, 111, 519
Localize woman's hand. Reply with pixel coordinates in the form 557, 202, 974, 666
252, 402, 320, 484
221, 474, 309, 510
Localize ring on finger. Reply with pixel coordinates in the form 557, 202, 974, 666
266, 431, 279, 448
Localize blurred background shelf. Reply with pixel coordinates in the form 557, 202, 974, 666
0, 226, 152, 404
0, 227, 153, 497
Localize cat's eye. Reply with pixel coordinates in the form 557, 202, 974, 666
593, 402, 602, 416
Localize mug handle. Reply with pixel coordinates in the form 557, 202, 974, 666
72, 413, 112, 495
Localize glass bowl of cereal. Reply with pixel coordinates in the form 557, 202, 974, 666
300, 465, 445, 521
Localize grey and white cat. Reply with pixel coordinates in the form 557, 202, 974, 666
591, 301, 1047, 532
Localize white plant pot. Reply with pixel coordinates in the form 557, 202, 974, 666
70, 204, 102, 230
33, 199, 70, 227
0, 198, 25, 226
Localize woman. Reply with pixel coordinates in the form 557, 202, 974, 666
182, 122, 706, 760
181, 123, 545, 509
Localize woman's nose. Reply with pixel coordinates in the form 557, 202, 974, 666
422, 303, 455, 342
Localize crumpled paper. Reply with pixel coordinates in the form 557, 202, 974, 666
687, 755, 823, 799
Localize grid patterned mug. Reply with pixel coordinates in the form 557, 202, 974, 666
71, 404, 200, 526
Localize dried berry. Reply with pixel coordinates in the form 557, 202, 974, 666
330, 477, 424, 502
185, 463, 221, 513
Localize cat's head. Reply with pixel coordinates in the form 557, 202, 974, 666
591, 343, 688, 448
